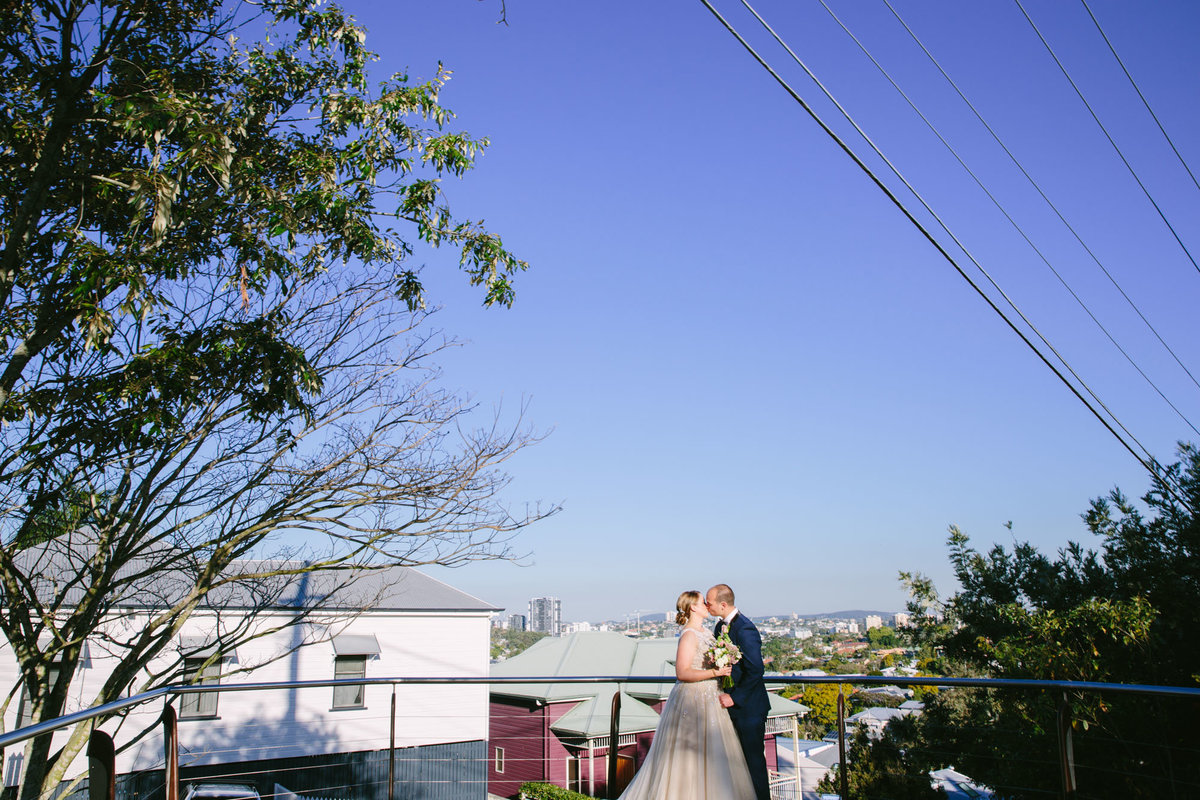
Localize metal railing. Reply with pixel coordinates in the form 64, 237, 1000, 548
2, 673, 1198, 800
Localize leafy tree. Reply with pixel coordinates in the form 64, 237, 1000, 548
816, 719, 937, 800
491, 628, 549, 660
0, 3, 543, 799
891, 445, 1200, 798
865, 624, 899, 649
799, 682, 849, 735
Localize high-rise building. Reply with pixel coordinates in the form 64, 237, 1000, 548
508, 614, 527, 632
893, 612, 910, 628
528, 597, 562, 635
865, 614, 884, 630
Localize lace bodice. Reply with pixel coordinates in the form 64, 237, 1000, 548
681, 626, 714, 671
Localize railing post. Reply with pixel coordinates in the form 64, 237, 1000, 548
607, 689, 621, 799
837, 687, 849, 800
388, 686, 396, 800
791, 715, 801, 799
161, 705, 178, 800
87, 729, 115, 800
1057, 693, 1077, 800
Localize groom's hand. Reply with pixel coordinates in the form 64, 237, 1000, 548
718, 693, 734, 708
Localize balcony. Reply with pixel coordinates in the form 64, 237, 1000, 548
2, 674, 1197, 800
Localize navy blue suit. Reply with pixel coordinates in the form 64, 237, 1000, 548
716, 612, 770, 800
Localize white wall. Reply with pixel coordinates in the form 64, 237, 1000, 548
1, 609, 492, 785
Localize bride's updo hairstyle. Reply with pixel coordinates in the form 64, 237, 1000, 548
675, 590, 701, 625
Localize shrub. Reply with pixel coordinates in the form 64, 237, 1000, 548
518, 782, 597, 800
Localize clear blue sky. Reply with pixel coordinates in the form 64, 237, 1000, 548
355, 1, 1200, 622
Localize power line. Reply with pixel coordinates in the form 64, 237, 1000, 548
693, 0, 1168, 488
881, 0, 1200, 395
1014, 0, 1200, 278
1079, 0, 1200, 197
730, 0, 1160, 466
811, 0, 1200, 440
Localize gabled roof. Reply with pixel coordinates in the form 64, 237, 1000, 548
492, 630, 809, 721
625, 638, 677, 701
848, 706, 907, 724
490, 631, 642, 702
551, 687, 662, 738
768, 693, 809, 717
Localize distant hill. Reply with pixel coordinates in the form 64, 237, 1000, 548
594, 610, 900, 626
760, 610, 899, 621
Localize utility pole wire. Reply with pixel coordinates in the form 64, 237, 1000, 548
694, 0, 1175, 498
1079, 0, 1200, 197
732, 0, 1156, 469
1015, 0, 1200, 278
812, 0, 1200, 440
881, 0, 1200, 397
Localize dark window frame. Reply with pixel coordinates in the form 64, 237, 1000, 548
332, 654, 368, 710
179, 656, 222, 719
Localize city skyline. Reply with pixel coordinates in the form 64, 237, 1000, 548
366, 1, 1200, 621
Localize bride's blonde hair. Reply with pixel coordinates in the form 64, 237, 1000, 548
675, 590, 701, 625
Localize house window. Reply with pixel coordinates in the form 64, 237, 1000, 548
179, 657, 221, 718
332, 655, 367, 709
494, 746, 505, 774
17, 661, 62, 729
329, 633, 379, 710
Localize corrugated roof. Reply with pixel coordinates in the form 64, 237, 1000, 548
768, 693, 809, 717
625, 638, 677, 701
550, 687, 662, 738
491, 631, 643, 702
10, 535, 497, 612
492, 631, 807, 720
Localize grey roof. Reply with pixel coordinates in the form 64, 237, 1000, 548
848, 707, 907, 723
332, 634, 381, 655
10, 535, 497, 612
930, 767, 993, 799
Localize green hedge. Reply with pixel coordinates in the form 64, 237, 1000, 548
518, 781, 597, 800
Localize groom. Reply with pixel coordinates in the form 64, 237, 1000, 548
707, 583, 771, 800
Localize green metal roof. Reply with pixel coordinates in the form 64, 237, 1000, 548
491, 631, 809, 722
490, 631, 644, 702
550, 687, 663, 738
768, 692, 809, 717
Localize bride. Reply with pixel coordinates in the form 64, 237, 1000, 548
618, 590, 757, 799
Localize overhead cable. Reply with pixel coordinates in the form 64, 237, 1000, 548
1014, 0, 1200, 278
1079, 0, 1200, 197
731, 0, 1161, 467
694, 0, 1167, 487
882, 0, 1200, 395
813, 0, 1199, 439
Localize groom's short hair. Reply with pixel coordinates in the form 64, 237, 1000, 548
711, 584, 735, 606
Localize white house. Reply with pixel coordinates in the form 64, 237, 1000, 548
846, 706, 913, 739
2, 553, 497, 799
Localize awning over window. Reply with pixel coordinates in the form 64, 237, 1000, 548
332, 633, 381, 656
36, 637, 90, 666
177, 635, 235, 661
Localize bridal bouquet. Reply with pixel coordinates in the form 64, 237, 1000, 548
704, 632, 742, 690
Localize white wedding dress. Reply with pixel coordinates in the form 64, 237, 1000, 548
618, 627, 757, 799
